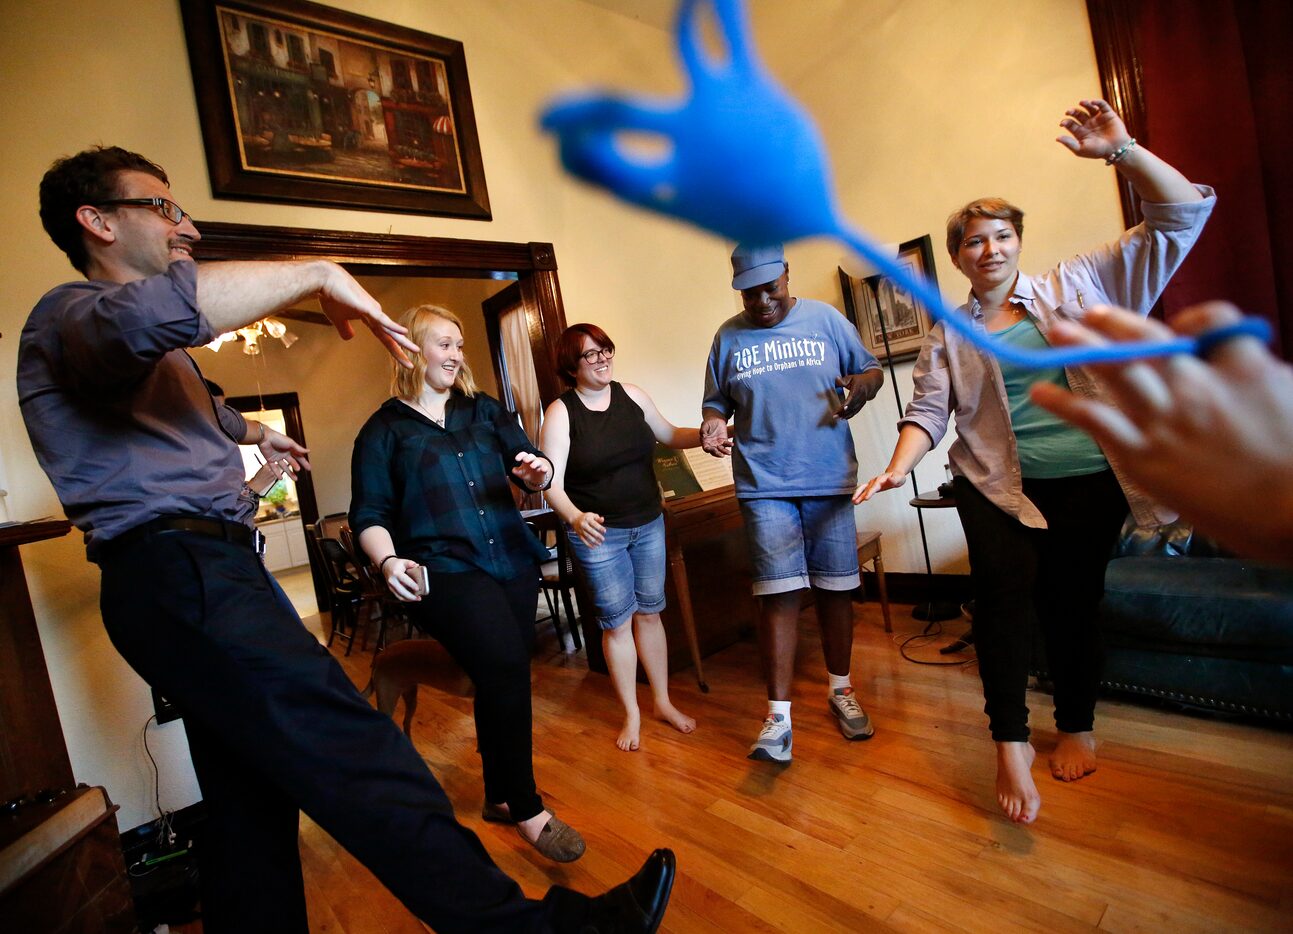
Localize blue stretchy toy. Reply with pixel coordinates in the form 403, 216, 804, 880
540, 0, 1269, 367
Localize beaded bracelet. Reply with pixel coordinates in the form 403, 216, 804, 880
1105, 137, 1137, 166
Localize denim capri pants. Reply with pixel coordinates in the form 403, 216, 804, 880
737, 495, 860, 596
566, 514, 667, 630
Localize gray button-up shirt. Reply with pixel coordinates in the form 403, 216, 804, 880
899, 186, 1216, 529
18, 261, 252, 562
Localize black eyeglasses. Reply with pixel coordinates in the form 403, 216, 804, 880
97, 197, 192, 225
580, 347, 615, 364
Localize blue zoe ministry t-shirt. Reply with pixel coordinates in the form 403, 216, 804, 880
703, 298, 880, 498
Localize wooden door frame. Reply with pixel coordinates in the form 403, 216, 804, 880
192, 221, 568, 407
223, 390, 320, 531
194, 221, 569, 606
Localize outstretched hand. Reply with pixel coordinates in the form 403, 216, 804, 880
318, 264, 420, 368
1030, 302, 1293, 566
852, 470, 908, 505
1056, 98, 1131, 161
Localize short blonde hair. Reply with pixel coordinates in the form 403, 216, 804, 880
945, 197, 1025, 258
391, 304, 478, 400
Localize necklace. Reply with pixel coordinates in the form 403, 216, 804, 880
409, 394, 448, 427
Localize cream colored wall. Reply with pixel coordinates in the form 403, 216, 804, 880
0, 0, 1118, 829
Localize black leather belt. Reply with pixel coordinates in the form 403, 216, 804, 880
104, 515, 265, 558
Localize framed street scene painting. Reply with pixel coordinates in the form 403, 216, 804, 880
180, 0, 491, 218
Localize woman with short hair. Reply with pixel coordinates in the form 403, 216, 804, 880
856, 99, 1214, 824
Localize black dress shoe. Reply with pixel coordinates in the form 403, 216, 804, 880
547, 848, 675, 933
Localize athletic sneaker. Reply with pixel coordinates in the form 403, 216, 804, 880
747, 714, 793, 762
829, 687, 875, 740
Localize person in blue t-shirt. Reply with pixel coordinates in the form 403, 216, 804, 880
701, 243, 883, 764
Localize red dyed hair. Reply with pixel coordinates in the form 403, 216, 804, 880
555, 323, 615, 387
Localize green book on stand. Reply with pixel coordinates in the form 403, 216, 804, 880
652, 443, 703, 500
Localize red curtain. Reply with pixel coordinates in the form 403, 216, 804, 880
1090, 0, 1291, 359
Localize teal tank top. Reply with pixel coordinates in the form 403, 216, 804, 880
996, 317, 1108, 479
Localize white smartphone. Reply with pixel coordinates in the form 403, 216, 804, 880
410, 565, 430, 597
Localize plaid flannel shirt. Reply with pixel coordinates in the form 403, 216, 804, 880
350, 392, 550, 580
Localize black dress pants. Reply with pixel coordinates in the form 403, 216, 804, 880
409, 565, 544, 823
98, 529, 556, 933
953, 470, 1128, 742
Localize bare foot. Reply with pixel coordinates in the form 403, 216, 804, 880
516, 810, 553, 844
617, 710, 641, 751
1050, 731, 1098, 782
995, 741, 1041, 824
654, 701, 696, 735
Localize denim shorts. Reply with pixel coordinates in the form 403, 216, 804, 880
738, 496, 860, 596
566, 514, 667, 630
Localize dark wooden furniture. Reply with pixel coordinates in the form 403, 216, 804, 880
0, 519, 135, 931
524, 509, 582, 652
1, 520, 75, 804
667, 483, 749, 688
661, 487, 753, 692
577, 487, 757, 692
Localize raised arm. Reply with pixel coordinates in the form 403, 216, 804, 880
539, 399, 606, 547
1056, 99, 1201, 205
195, 260, 419, 366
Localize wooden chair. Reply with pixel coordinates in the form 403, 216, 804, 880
539, 528, 582, 651
312, 536, 365, 655
525, 514, 582, 651
857, 530, 893, 633
338, 524, 413, 655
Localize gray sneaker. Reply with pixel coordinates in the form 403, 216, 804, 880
747, 714, 793, 762
830, 688, 875, 740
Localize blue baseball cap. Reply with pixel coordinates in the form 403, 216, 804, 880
731, 242, 786, 290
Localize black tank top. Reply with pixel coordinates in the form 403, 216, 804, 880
561, 382, 662, 528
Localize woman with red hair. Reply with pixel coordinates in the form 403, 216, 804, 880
541, 323, 703, 751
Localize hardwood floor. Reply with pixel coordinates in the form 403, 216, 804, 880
184, 604, 1293, 932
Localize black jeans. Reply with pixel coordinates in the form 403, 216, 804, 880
409, 564, 545, 822
99, 529, 554, 933
954, 470, 1128, 742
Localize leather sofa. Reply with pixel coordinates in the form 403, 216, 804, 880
1035, 522, 1293, 721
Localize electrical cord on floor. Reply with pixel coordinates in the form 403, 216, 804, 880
129, 714, 180, 877
893, 618, 978, 667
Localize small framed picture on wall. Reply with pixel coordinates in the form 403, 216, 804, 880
838, 234, 939, 364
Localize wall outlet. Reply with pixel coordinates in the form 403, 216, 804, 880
151, 688, 183, 725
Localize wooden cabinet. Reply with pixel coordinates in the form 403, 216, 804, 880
0, 520, 135, 931
258, 515, 309, 572
579, 488, 757, 691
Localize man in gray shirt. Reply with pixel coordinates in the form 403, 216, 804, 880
18, 145, 673, 933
